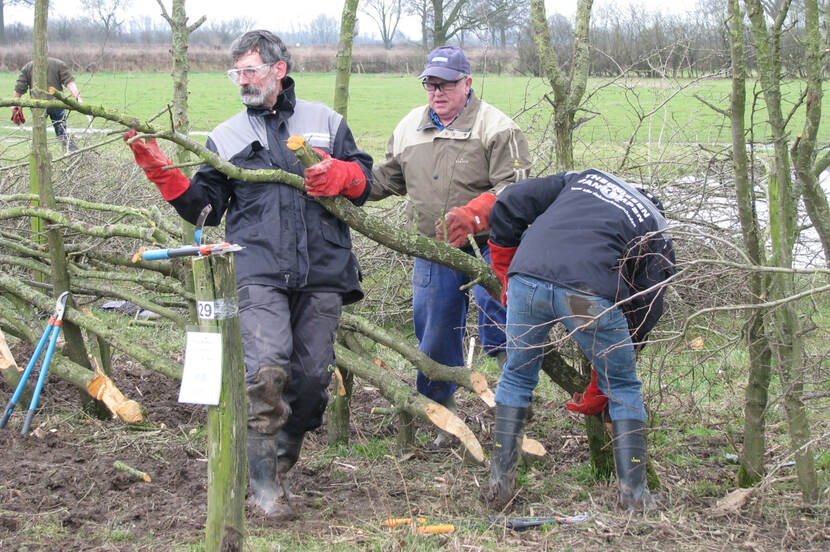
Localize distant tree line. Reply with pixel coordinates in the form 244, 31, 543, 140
1, 0, 825, 78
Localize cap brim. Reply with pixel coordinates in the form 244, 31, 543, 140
418, 67, 465, 81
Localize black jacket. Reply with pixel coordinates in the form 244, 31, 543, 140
168, 78, 372, 305
489, 169, 675, 342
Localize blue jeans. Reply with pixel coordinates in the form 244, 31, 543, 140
46, 108, 68, 139
494, 274, 646, 421
413, 244, 506, 402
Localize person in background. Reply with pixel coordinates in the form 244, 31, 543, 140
12, 56, 82, 151
483, 169, 675, 512
370, 45, 531, 445
124, 30, 372, 519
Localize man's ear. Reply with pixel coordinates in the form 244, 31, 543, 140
274, 61, 288, 80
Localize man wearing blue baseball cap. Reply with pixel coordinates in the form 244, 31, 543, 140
370, 46, 531, 446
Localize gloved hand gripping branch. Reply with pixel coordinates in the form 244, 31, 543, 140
436, 192, 497, 247
124, 129, 190, 200
487, 239, 517, 306
303, 148, 367, 199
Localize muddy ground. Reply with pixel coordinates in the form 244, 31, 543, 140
0, 346, 827, 552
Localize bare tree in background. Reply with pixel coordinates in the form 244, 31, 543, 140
0, 0, 32, 44
363, 0, 402, 49
406, 0, 431, 48
404, 0, 514, 49
308, 13, 340, 45
473, 0, 526, 47
80, 0, 130, 50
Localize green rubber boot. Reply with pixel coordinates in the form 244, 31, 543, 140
612, 419, 657, 512
482, 404, 528, 511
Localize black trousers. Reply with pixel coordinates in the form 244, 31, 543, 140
238, 284, 342, 435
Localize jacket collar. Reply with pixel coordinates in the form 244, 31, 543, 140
418, 90, 480, 132
245, 76, 297, 118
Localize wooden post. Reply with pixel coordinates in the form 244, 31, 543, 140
191, 254, 246, 552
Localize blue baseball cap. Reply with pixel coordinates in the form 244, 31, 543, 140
418, 46, 471, 81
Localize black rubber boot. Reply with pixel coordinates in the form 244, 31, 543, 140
612, 418, 656, 512
247, 432, 292, 517
482, 404, 528, 511
276, 429, 305, 475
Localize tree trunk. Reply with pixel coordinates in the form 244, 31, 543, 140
160, 0, 206, 322
192, 254, 246, 552
745, 0, 819, 505
333, 0, 358, 118
530, 0, 593, 171
790, 0, 830, 265
0, 0, 6, 45
32, 0, 99, 416
728, 0, 772, 487
328, 329, 359, 445
327, 0, 359, 446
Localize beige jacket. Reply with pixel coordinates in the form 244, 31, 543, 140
371, 92, 531, 238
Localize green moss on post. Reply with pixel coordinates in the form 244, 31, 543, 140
192, 254, 246, 552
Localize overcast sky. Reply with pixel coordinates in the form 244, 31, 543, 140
5, 0, 695, 41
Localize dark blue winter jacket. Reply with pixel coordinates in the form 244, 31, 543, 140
167, 77, 372, 305
489, 169, 675, 342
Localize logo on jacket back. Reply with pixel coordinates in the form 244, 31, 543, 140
573, 173, 652, 228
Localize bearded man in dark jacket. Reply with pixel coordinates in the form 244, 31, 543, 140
482, 169, 675, 512
125, 30, 372, 518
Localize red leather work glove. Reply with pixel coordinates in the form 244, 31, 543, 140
566, 369, 609, 416
11, 106, 25, 125
435, 192, 497, 247
488, 240, 517, 306
304, 148, 367, 199
124, 129, 190, 200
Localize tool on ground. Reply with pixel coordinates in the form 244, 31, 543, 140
488, 513, 590, 531
0, 291, 70, 434
382, 512, 588, 534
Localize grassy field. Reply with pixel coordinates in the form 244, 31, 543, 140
0, 70, 828, 551
2, 71, 829, 162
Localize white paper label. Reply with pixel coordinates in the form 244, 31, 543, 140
197, 300, 215, 320
178, 330, 222, 405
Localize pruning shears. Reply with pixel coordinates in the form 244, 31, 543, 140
0, 291, 70, 434
488, 513, 591, 531
140, 242, 243, 261
139, 205, 243, 261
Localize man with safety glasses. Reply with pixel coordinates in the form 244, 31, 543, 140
124, 30, 372, 519
370, 46, 531, 446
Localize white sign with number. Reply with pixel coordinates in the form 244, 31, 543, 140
178, 330, 222, 405
197, 300, 215, 320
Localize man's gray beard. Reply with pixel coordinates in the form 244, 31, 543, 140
240, 79, 277, 107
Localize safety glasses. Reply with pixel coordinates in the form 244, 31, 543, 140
422, 78, 464, 93
227, 63, 273, 84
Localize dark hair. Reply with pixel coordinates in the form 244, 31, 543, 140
230, 30, 293, 73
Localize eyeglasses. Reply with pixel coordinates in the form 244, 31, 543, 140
422, 78, 465, 93
227, 63, 273, 84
